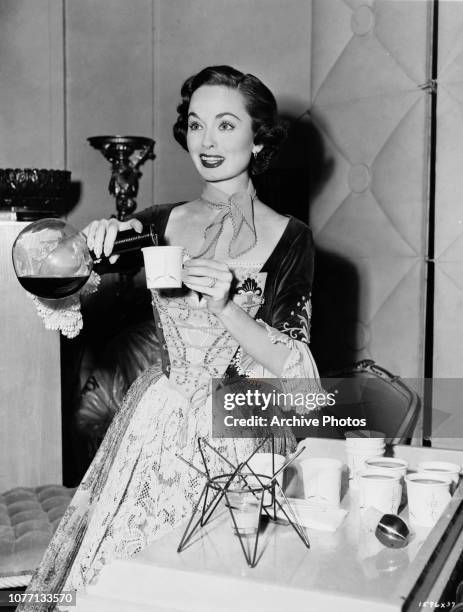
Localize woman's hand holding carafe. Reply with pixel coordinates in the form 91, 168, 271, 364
82, 218, 143, 262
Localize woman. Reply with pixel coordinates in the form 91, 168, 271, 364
19, 65, 320, 609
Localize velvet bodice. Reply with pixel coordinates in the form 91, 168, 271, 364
134, 202, 314, 378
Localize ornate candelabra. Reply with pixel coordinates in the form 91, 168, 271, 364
88, 135, 155, 220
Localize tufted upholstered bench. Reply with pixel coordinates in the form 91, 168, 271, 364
0, 485, 75, 588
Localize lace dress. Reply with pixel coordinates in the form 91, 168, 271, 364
18, 216, 320, 611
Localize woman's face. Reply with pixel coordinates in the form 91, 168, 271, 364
186, 85, 261, 192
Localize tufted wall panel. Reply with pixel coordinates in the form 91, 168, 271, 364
309, 0, 432, 379
434, 3, 463, 378
431, 2, 463, 446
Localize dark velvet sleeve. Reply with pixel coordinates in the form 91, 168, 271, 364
269, 225, 314, 345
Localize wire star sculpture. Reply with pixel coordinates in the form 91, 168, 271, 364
176, 436, 309, 567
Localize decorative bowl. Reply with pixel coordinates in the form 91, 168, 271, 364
0, 168, 71, 219
0, 168, 71, 197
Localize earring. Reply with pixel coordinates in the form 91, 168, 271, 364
253, 150, 258, 159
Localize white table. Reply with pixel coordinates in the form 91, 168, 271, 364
75, 440, 463, 612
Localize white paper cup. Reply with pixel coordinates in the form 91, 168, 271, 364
142, 246, 183, 288
416, 461, 461, 489
300, 458, 343, 506
405, 472, 453, 527
345, 431, 386, 448
247, 453, 285, 482
346, 438, 385, 447
364, 457, 408, 480
247, 452, 285, 505
346, 447, 385, 489
359, 469, 402, 514
345, 431, 385, 489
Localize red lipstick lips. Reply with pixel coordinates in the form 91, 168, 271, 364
200, 154, 225, 168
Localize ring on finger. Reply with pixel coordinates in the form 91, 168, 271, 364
209, 277, 216, 288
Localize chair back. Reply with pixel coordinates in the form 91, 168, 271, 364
323, 359, 421, 444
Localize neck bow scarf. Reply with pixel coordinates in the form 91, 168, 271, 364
196, 181, 257, 259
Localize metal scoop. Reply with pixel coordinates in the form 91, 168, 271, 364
375, 513, 410, 548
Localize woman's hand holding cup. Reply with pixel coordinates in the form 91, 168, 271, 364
182, 258, 233, 314
82, 217, 143, 262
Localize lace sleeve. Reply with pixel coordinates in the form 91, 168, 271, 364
256, 319, 320, 380
28, 271, 100, 338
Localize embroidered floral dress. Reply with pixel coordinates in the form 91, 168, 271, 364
18, 207, 319, 611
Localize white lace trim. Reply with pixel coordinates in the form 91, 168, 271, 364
230, 347, 258, 377
282, 296, 312, 344
225, 260, 263, 267
183, 252, 264, 269
28, 271, 100, 338
256, 319, 294, 348
282, 345, 302, 376
256, 319, 322, 405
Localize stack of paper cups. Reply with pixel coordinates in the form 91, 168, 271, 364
345, 431, 386, 489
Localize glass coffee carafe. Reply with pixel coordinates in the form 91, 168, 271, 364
12, 218, 157, 299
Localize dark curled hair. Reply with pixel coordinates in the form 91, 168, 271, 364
173, 65, 287, 175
